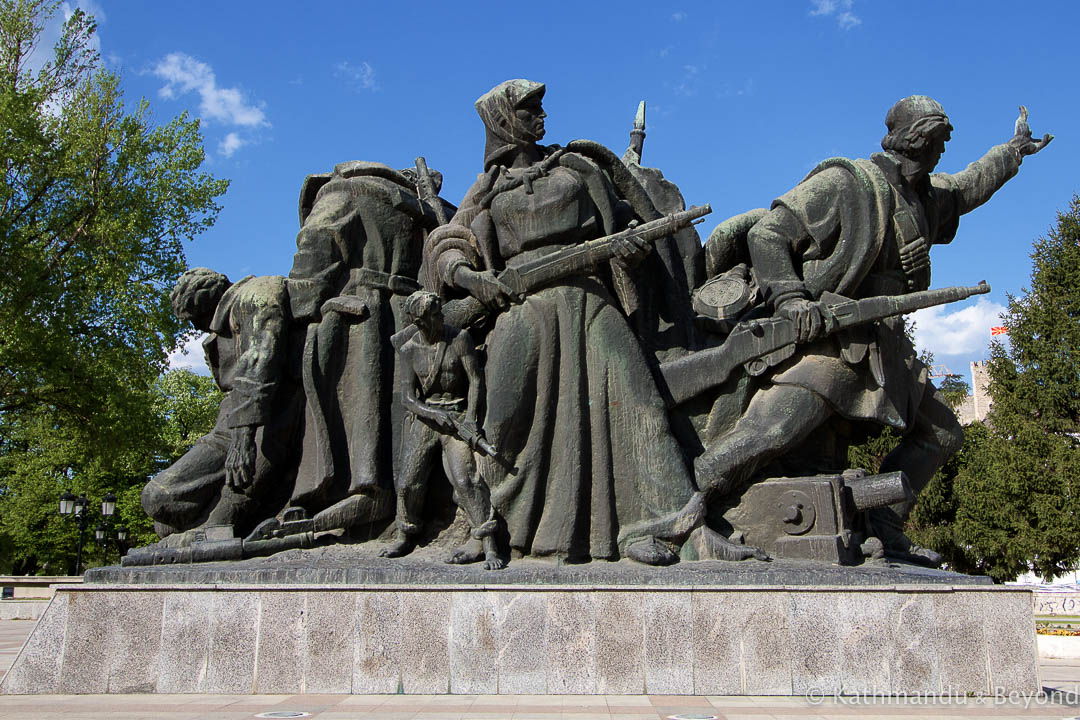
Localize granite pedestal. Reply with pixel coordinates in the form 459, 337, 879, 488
0, 554, 1039, 696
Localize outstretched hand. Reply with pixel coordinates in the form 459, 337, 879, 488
1009, 105, 1053, 156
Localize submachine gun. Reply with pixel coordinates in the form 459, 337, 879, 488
659, 281, 991, 408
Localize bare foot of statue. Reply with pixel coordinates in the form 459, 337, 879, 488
625, 537, 679, 566
446, 537, 484, 565
379, 534, 415, 558
481, 535, 505, 570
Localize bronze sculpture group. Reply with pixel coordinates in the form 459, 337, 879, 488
126, 81, 1052, 570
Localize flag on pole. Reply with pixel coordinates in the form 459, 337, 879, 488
991, 326, 1008, 336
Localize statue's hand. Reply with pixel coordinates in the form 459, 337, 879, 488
225, 426, 258, 492
454, 267, 520, 311
433, 409, 456, 433
777, 297, 825, 344
1009, 105, 1053, 156
611, 222, 652, 267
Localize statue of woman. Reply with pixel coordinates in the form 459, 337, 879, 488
426, 80, 757, 565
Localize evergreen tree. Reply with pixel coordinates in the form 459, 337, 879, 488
909, 196, 1080, 581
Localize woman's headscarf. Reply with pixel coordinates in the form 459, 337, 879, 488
475, 79, 546, 171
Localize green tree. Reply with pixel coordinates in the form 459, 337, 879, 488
908, 196, 1080, 582
152, 368, 223, 469
0, 369, 222, 573
937, 374, 970, 411
0, 0, 227, 572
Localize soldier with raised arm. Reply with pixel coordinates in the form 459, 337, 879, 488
693, 98, 1051, 565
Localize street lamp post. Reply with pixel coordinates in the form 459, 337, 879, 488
58, 491, 118, 574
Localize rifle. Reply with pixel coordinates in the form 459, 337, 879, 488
443, 411, 516, 472
414, 156, 449, 225
659, 281, 991, 408
121, 528, 314, 567
439, 204, 712, 331
495, 204, 712, 297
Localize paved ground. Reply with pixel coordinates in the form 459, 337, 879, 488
0, 620, 1077, 719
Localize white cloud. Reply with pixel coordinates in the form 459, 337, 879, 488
335, 60, 378, 92
672, 11, 687, 21
674, 65, 700, 97
152, 53, 268, 127
150, 52, 268, 157
168, 333, 211, 375
218, 132, 245, 158
809, 0, 861, 29
910, 297, 1006, 357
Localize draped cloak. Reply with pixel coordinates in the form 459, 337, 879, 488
428, 141, 705, 559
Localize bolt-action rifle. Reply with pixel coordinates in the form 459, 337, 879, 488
659, 281, 991, 408
496, 203, 711, 297
437, 204, 712, 330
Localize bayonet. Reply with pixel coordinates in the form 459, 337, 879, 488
626, 100, 646, 164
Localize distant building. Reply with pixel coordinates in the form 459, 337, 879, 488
955, 361, 991, 425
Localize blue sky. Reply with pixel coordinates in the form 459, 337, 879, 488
67, 1, 1078, 385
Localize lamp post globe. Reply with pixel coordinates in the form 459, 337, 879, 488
101, 492, 116, 518
59, 492, 75, 516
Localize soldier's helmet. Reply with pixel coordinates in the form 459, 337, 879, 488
171, 267, 230, 326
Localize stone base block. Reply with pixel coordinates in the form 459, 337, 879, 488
2, 583, 1038, 695
0, 600, 49, 620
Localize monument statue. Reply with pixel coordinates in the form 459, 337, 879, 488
686, 97, 1052, 564
40, 83, 1054, 704
284, 160, 451, 532
424, 79, 763, 566
127, 86, 1051, 572
140, 268, 302, 543
382, 290, 503, 569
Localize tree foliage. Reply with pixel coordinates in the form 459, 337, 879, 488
0, 0, 227, 573
907, 196, 1080, 582
0, 0, 227, 435
936, 374, 970, 411
0, 369, 221, 573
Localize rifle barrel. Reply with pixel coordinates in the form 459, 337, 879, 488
414, 156, 448, 225
501, 205, 712, 296
660, 281, 991, 408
